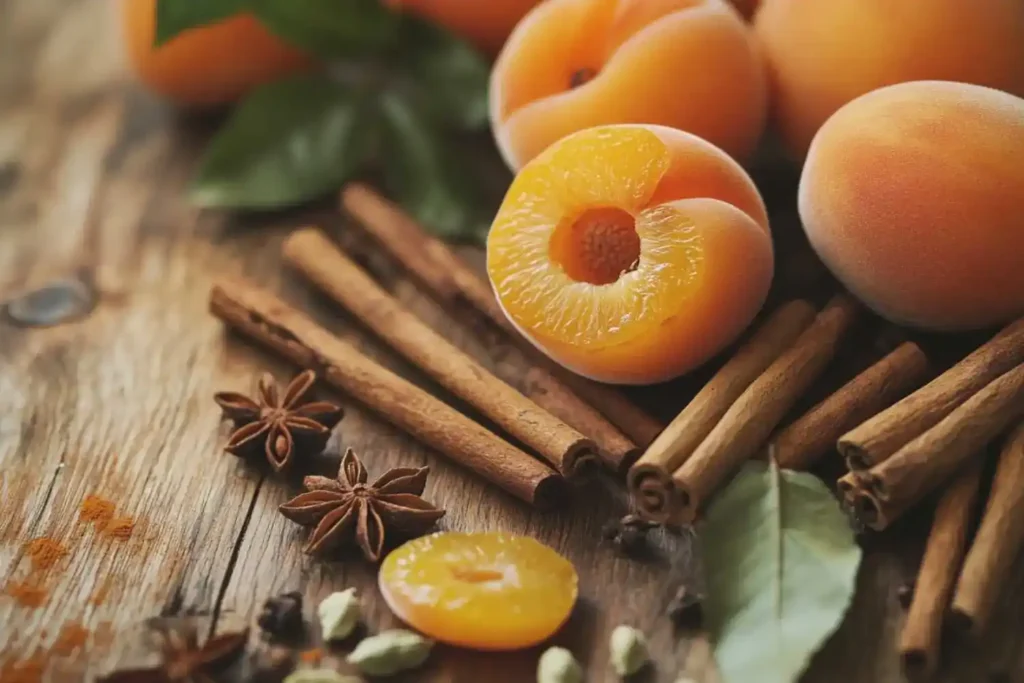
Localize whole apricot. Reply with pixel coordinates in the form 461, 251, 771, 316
755, 0, 1024, 158
488, 124, 773, 385
799, 81, 1024, 331
385, 0, 541, 56
490, 0, 767, 170
121, 0, 312, 107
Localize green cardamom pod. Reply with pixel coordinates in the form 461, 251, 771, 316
283, 670, 360, 683
346, 629, 433, 676
609, 625, 649, 676
318, 588, 361, 641
537, 646, 583, 683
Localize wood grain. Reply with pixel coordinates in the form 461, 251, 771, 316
2, 2, 1024, 682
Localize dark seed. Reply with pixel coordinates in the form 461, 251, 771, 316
4, 278, 95, 328
897, 582, 914, 609
667, 586, 703, 629
257, 591, 305, 641
602, 514, 655, 555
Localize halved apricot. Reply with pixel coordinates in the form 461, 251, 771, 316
487, 124, 773, 385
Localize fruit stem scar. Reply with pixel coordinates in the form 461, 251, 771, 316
569, 67, 597, 88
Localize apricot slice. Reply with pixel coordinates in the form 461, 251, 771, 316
490, 0, 767, 170
379, 532, 578, 651
487, 124, 773, 385
799, 81, 1024, 331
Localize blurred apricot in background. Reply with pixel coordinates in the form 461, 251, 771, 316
385, 0, 541, 55
489, 0, 767, 171
755, 0, 1024, 158
121, 0, 312, 107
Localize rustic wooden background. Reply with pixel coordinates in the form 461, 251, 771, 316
2, 1, 1024, 681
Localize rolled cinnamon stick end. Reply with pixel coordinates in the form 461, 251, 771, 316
899, 463, 984, 681
628, 299, 816, 522
840, 317, 1024, 470
283, 228, 597, 476
950, 421, 1024, 637
209, 277, 565, 508
774, 341, 931, 471
671, 294, 861, 524
867, 363, 1024, 528
341, 182, 664, 451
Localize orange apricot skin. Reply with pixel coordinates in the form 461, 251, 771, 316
755, 0, 1024, 158
490, 0, 767, 170
385, 0, 541, 56
489, 125, 773, 385
121, 0, 313, 107
799, 81, 1024, 331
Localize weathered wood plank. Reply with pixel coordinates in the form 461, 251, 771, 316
3, 2, 1024, 683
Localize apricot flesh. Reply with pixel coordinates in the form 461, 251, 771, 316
799, 81, 1024, 331
487, 124, 773, 385
490, 0, 767, 170
755, 0, 1024, 158
379, 533, 578, 651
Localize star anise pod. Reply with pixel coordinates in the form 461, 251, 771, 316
99, 623, 248, 683
279, 448, 445, 562
214, 370, 343, 473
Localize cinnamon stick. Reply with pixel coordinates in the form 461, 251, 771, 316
283, 228, 597, 475
839, 317, 1024, 470
670, 295, 861, 523
209, 277, 564, 508
858, 363, 1024, 530
951, 421, 1024, 636
628, 299, 816, 522
340, 183, 664, 449
899, 462, 984, 681
773, 341, 931, 471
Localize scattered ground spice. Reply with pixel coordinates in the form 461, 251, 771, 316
299, 648, 323, 665
78, 495, 137, 540
4, 580, 48, 608
52, 623, 90, 656
89, 577, 113, 606
93, 621, 114, 649
78, 495, 115, 526
0, 652, 45, 683
23, 538, 68, 571
103, 517, 135, 540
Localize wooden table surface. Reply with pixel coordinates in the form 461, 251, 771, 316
3, 1, 1024, 682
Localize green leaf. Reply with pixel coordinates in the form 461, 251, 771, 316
190, 76, 371, 209
379, 90, 489, 243
154, 0, 245, 45
397, 18, 490, 131
700, 461, 862, 683
248, 0, 399, 57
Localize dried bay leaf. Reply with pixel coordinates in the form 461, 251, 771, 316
700, 461, 862, 683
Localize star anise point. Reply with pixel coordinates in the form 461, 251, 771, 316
279, 449, 444, 562
214, 371, 343, 473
